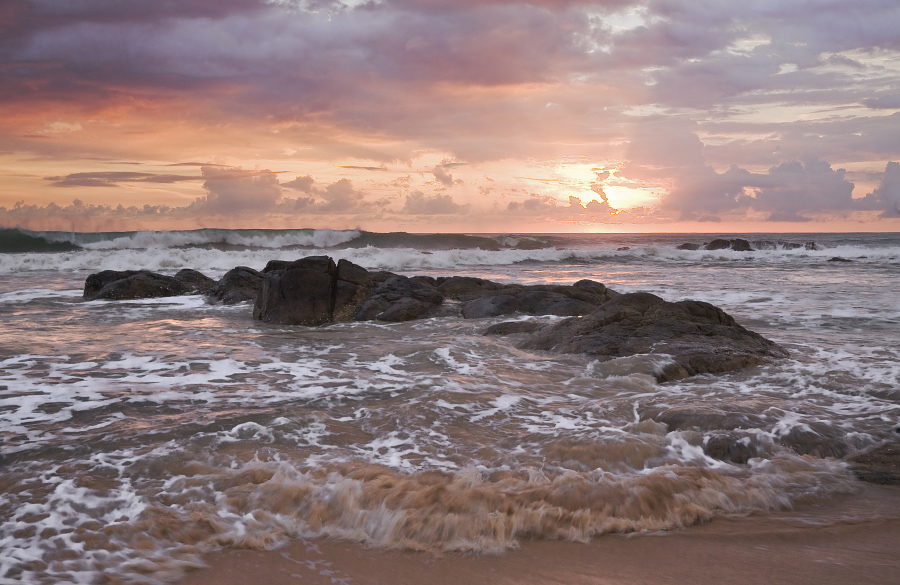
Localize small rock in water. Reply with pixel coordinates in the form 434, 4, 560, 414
83, 269, 207, 301
828, 257, 852, 263
209, 266, 264, 304
848, 442, 900, 485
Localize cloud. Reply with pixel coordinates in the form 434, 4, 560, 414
432, 163, 463, 188
45, 171, 200, 187
859, 161, 900, 218
200, 166, 282, 213
2, 0, 900, 229
402, 191, 468, 214
507, 194, 616, 219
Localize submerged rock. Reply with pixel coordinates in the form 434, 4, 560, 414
848, 442, 900, 485
483, 321, 547, 336
83, 269, 213, 301
519, 292, 788, 382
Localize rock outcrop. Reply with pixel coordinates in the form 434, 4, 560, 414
83, 269, 213, 301
81, 256, 788, 383
253, 257, 378, 325
677, 239, 755, 252
519, 291, 789, 382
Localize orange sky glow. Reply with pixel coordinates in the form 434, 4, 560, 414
1, 0, 899, 233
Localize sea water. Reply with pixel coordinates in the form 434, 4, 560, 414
0, 229, 898, 584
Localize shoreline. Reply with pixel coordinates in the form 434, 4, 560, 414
177, 482, 900, 585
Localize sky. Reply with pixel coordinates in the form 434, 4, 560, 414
1, 0, 899, 233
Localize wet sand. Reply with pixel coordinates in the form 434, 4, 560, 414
178, 483, 900, 585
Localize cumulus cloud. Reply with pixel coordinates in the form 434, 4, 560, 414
507, 194, 616, 219
200, 166, 282, 213
859, 161, 900, 218
402, 191, 468, 214
431, 162, 464, 188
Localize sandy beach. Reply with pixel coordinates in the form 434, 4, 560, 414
178, 482, 900, 585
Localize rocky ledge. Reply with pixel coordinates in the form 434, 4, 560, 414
83, 255, 787, 382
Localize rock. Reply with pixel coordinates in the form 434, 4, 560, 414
703, 434, 760, 464
828, 257, 852, 262
483, 321, 546, 335
519, 292, 789, 382
644, 405, 765, 432
209, 266, 264, 304
617, 246, 630, 251
84, 270, 146, 298
462, 294, 522, 318
174, 269, 216, 294
459, 280, 615, 319
437, 276, 504, 297
353, 275, 444, 322
254, 262, 335, 326
83, 270, 192, 301
705, 238, 753, 252
777, 424, 848, 459
848, 442, 900, 485
676, 243, 701, 250
253, 256, 376, 325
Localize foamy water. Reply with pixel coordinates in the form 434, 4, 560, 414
0, 231, 898, 584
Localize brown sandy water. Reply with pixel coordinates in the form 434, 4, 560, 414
178, 483, 900, 585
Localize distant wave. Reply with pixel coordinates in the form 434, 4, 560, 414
0, 228, 82, 253
0, 228, 556, 253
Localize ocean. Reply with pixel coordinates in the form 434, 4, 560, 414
0, 228, 898, 584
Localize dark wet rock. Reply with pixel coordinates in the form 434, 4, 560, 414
776, 423, 849, 459
676, 243, 701, 250
84, 270, 145, 299
173, 269, 216, 294
703, 434, 760, 464
353, 274, 444, 322
83, 270, 192, 301
209, 266, 264, 304
644, 405, 766, 432
252, 257, 378, 325
254, 258, 336, 326
828, 257, 852, 263
848, 442, 900, 485
705, 238, 753, 252
617, 246, 630, 251
84, 268, 216, 301
460, 280, 615, 319
483, 321, 546, 336
437, 276, 504, 297
376, 297, 438, 322
519, 292, 789, 382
